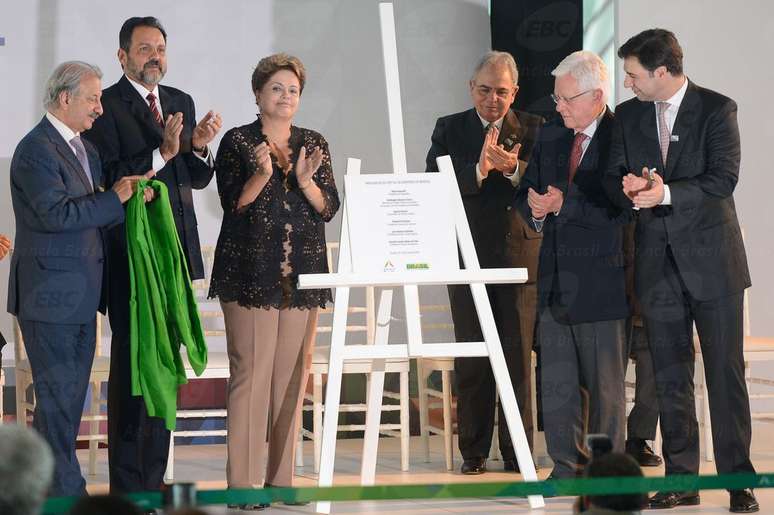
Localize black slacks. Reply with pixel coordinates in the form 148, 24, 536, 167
625, 322, 659, 442
448, 282, 535, 461
106, 253, 170, 493
640, 247, 754, 476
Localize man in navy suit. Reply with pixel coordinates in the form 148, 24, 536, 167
83, 16, 220, 494
514, 51, 630, 479
606, 29, 758, 512
7, 61, 140, 496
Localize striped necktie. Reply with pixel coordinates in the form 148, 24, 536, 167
657, 101, 671, 164
147, 92, 164, 127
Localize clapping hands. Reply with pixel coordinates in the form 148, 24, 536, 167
623, 167, 665, 209
527, 185, 564, 219
0, 233, 11, 260
296, 146, 323, 189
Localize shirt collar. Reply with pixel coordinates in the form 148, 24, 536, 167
126, 75, 160, 102
475, 110, 504, 130
45, 111, 78, 143
661, 76, 688, 109
575, 107, 606, 139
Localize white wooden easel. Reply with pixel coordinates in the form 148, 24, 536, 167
296, 4, 544, 513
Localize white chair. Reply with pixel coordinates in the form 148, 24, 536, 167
696, 287, 774, 463
416, 355, 455, 470
412, 302, 457, 471
164, 245, 230, 481
13, 314, 108, 476
0, 367, 5, 422
298, 242, 411, 474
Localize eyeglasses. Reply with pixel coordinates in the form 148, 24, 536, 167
551, 89, 593, 105
473, 84, 514, 101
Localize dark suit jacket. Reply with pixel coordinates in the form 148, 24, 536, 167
604, 81, 750, 301
425, 108, 544, 278
7, 117, 124, 323
515, 108, 631, 325
83, 75, 214, 280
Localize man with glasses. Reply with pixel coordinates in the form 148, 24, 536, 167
514, 50, 630, 479
425, 51, 543, 475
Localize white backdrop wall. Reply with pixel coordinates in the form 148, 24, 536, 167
0, 0, 490, 359
615, 0, 774, 337
4, 0, 772, 361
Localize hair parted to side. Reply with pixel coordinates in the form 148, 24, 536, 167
119, 16, 167, 52
251, 53, 307, 94
552, 50, 610, 104
43, 61, 102, 110
618, 28, 684, 75
0, 425, 54, 515
471, 50, 519, 86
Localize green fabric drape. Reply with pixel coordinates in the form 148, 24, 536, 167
126, 179, 208, 430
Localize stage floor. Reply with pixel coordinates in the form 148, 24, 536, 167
80, 427, 774, 513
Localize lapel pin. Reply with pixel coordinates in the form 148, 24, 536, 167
670, 134, 679, 142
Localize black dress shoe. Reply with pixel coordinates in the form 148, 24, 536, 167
503, 458, 520, 472
626, 439, 663, 467
227, 503, 271, 511
730, 489, 759, 513
648, 491, 700, 509
461, 457, 486, 475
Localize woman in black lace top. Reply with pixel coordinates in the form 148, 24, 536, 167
209, 53, 339, 499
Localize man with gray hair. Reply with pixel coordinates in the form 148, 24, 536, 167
7, 60, 142, 496
0, 425, 55, 515
514, 50, 630, 479
426, 50, 543, 475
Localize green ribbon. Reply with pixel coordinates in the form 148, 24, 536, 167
42, 473, 774, 513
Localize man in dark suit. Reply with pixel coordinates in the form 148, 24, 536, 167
605, 29, 758, 512
515, 51, 630, 479
83, 16, 221, 494
622, 222, 662, 468
7, 61, 139, 496
425, 51, 543, 475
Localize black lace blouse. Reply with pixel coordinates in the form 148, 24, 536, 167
208, 117, 340, 309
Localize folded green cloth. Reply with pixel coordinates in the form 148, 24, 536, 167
126, 179, 208, 430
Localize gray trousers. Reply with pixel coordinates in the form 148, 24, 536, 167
538, 308, 627, 478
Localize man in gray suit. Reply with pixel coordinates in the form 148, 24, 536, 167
7, 61, 140, 496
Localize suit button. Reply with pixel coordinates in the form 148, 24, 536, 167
178, 207, 184, 216
506, 205, 512, 211
505, 232, 512, 239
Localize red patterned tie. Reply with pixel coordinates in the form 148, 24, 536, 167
146, 92, 164, 127
568, 132, 589, 183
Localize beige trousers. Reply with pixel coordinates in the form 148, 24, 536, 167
221, 301, 317, 488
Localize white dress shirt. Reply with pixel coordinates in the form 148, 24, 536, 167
655, 77, 688, 206
126, 77, 168, 173
474, 111, 521, 187
45, 111, 79, 156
